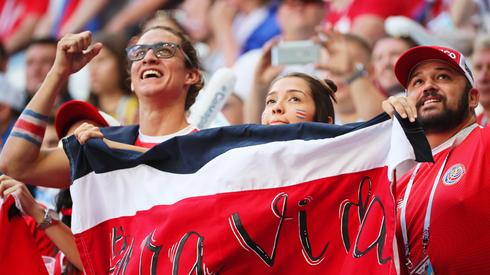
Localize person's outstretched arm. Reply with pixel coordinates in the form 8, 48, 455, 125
316, 28, 385, 121
244, 38, 283, 123
0, 31, 102, 188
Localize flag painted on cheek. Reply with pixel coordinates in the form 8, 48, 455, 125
295, 109, 307, 120
64, 113, 432, 274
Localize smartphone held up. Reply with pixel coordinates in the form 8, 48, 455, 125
271, 40, 320, 66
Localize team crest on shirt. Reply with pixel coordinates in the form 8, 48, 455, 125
443, 164, 465, 186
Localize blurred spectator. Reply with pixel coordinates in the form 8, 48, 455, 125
325, 0, 414, 46
0, 78, 24, 150
406, 0, 488, 53
88, 32, 138, 125
372, 36, 417, 97
0, 43, 24, 151
240, 0, 326, 123
177, 0, 225, 74
105, 0, 184, 35
0, 0, 49, 54
179, 0, 244, 123
475, 0, 490, 32
210, 0, 280, 67
472, 34, 490, 127
25, 38, 56, 97
411, 0, 482, 32
34, 0, 111, 38
317, 31, 385, 124
25, 38, 72, 108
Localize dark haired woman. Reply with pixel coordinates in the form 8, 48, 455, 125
261, 72, 337, 125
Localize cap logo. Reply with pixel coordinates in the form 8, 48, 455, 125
442, 163, 465, 186
440, 49, 457, 60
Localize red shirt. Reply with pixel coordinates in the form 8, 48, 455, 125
395, 125, 490, 274
24, 215, 56, 256
325, 0, 415, 31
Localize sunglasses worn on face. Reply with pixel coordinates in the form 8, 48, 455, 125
126, 42, 193, 66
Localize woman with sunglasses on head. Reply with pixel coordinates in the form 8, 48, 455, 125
0, 26, 203, 189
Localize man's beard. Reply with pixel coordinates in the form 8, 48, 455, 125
418, 91, 470, 133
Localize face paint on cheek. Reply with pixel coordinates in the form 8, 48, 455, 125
295, 109, 307, 120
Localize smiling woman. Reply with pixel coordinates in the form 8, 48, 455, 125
261, 72, 337, 125
0, 26, 204, 188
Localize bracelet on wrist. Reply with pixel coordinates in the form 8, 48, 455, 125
37, 208, 60, 230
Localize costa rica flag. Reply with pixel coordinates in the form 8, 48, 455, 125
64, 113, 431, 274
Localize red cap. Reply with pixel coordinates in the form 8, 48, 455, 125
55, 100, 109, 139
394, 45, 475, 89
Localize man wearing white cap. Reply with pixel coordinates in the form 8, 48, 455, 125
382, 46, 490, 274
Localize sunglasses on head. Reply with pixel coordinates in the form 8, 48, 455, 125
126, 42, 193, 66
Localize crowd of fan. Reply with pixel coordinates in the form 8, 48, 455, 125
1, 0, 490, 274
